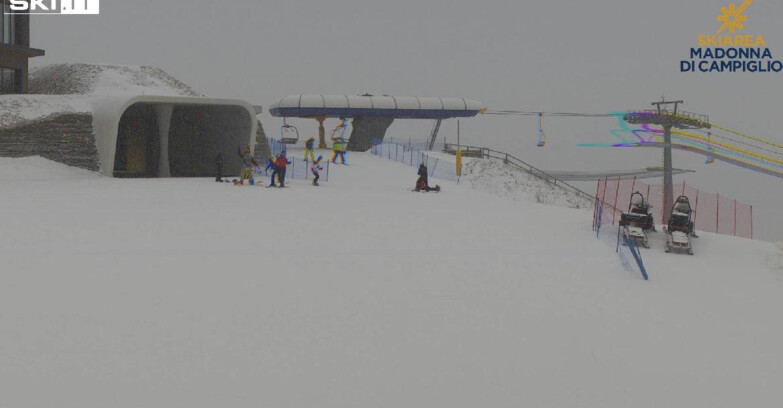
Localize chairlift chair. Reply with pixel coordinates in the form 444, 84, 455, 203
536, 112, 547, 147
329, 118, 349, 141
280, 118, 300, 145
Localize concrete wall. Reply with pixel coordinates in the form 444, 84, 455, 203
347, 116, 395, 151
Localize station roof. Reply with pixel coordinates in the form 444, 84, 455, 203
269, 94, 484, 119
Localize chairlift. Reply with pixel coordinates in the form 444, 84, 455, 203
536, 112, 547, 147
705, 131, 716, 165
281, 118, 300, 145
329, 118, 349, 141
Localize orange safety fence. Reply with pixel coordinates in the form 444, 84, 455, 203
595, 178, 753, 239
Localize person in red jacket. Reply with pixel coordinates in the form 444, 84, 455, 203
274, 152, 291, 187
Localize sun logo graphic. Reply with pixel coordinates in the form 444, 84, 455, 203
717, 0, 753, 34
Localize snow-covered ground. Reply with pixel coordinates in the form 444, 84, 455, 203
1, 152, 782, 408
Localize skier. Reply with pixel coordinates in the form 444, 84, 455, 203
304, 137, 316, 162
417, 162, 429, 188
311, 155, 324, 186
238, 145, 256, 184
331, 136, 347, 164
215, 150, 224, 182
415, 162, 439, 192
265, 156, 278, 186
273, 151, 291, 188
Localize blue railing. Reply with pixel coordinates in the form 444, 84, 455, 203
370, 140, 459, 183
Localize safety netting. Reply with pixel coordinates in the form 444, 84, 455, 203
594, 178, 753, 239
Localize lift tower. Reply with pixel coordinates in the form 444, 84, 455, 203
624, 99, 711, 224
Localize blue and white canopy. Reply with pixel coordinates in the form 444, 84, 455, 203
269, 94, 484, 119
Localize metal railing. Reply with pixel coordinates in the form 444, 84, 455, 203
443, 143, 623, 214
624, 110, 710, 127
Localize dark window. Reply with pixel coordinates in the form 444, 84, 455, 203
2, 1, 15, 45
0, 68, 17, 94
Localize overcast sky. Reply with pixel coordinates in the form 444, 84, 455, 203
32, 0, 783, 240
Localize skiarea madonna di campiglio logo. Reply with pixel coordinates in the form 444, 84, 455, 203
681, 0, 782, 73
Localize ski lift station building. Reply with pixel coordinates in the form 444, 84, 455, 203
269, 94, 484, 151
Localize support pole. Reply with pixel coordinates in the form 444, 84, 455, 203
662, 124, 674, 225
155, 104, 174, 178
317, 117, 327, 149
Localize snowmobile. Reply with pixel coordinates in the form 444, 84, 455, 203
619, 191, 655, 248
664, 195, 695, 255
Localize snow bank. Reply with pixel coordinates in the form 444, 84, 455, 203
29, 63, 200, 97
0, 156, 100, 180
777, 241, 783, 251
460, 158, 593, 209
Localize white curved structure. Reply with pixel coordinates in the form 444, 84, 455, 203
90, 95, 257, 177
269, 94, 483, 119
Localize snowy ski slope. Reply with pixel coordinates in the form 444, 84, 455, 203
1, 152, 782, 408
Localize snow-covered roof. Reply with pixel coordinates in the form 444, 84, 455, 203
269, 94, 484, 119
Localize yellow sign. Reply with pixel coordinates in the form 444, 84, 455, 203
456, 150, 462, 177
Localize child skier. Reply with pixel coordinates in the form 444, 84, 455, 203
304, 137, 316, 162
311, 155, 324, 186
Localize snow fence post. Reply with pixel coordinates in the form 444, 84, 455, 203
716, 193, 720, 234
694, 189, 700, 232
612, 176, 621, 225
733, 199, 737, 237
